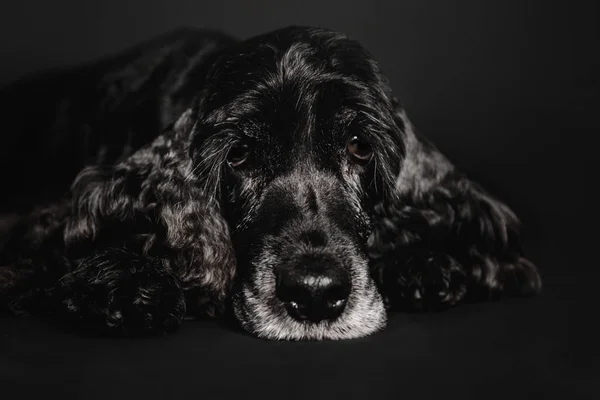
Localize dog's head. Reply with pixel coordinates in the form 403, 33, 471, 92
188, 27, 406, 340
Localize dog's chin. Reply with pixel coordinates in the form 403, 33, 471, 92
232, 266, 387, 341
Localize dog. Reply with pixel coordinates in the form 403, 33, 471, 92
0, 26, 541, 340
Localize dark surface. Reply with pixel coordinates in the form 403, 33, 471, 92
0, 0, 597, 399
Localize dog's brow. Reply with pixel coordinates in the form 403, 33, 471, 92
337, 108, 359, 123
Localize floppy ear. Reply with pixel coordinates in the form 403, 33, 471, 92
63, 109, 236, 317
369, 98, 541, 310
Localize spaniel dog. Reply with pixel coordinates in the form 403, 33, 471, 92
0, 26, 541, 340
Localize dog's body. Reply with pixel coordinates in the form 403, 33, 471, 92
0, 29, 236, 212
0, 27, 541, 340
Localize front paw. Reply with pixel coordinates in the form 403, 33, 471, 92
378, 250, 467, 311
58, 248, 186, 336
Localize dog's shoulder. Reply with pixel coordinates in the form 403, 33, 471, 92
84, 28, 237, 122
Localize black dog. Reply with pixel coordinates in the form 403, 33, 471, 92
0, 26, 541, 340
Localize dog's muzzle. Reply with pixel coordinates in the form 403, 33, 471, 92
231, 169, 387, 339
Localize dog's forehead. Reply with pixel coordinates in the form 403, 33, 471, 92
204, 29, 383, 123
219, 83, 369, 163
217, 27, 377, 83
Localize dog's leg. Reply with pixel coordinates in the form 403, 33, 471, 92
0, 194, 181, 335
58, 248, 187, 335
369, 104, 541, 311
0, 199, 71, 315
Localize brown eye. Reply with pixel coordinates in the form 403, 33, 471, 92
347, 136, 372, 163
227, 142, 250, 167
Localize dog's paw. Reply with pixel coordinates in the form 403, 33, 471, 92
378, 250, 467, 311
508, 257, 542, 295
468, 255, 542, 300
58, 248, 186, 336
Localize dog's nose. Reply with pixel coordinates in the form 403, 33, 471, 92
276, 265, 351, 323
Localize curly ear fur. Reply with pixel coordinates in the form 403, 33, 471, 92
1, 110, 236, 333
368, 99, 542, 311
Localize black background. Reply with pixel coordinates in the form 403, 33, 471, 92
0, 1, 597, 399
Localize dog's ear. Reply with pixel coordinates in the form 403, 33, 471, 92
390, 97, 407, 130
173, 108, 196, 140
63, 110, 236, 316
370, 97, 541, 307
64, 108, 203, 250
387, 96, 457, 198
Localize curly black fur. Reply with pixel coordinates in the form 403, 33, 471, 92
0, 26, 541, 340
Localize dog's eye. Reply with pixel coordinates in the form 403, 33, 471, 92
347, 136, 372, 164
227, 142, 250, 167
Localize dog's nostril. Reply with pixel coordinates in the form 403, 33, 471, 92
276, 267, 350, 323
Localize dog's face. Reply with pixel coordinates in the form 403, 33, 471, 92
190, 27, 405, 340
